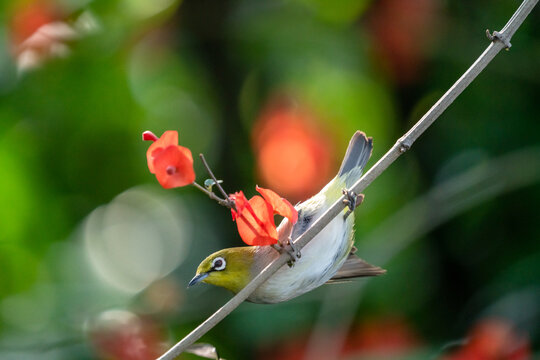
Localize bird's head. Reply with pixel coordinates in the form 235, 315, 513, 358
188, 247, 257, 294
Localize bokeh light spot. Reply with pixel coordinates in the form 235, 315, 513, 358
253, 96, 335, 202
83, 187, 191, 294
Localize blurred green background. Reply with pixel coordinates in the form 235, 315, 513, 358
0, 0, 539, 359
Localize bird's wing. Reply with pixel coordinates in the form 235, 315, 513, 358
326, 252, 386, 284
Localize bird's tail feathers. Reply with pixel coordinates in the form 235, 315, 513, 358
326, 253, 386, 284
337, 131, 373, 187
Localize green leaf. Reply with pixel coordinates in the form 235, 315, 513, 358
204, 179, 223, 191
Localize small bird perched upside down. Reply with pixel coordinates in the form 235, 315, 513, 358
189, 131, 385, 304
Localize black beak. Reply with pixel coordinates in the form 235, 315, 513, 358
188, 273, 209, 287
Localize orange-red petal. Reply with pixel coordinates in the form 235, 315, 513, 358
146, 131, 180, 174
235, 195, 278, 246
230, 191, 248, 220
147, 146, 163, 174
178, 145, 193, 163
256, 185, 298, 224
156, 131, 179, 147
153, 145, 195, 189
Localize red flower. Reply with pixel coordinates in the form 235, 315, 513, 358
367, 0, 440, 84
252, 96, 335, 203
143, 130, 195, 189
444, 318, 530, 360
89, 310, 164, 360
231, 186, 298, 246
258, 316, 421, 360
9, 1, 60, 47
344, 317, 421, 356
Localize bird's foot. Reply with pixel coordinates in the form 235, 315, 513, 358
273, 238, 301, 268
286, 239, 301, 267
342, 189, 365, 219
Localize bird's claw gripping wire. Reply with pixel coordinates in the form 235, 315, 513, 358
273, 238, 301, 268
342, 189, 365, 220
285, 239, 301, 267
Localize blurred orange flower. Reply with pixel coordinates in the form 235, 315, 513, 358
344, 317, 422, 357
8, 1, 88, 72
231, 186, 298, 246
367, 0, 440, 84
253, 96, 335, 203
89, 310, 164, 360
258, 316, 421, 360
9, 0, 59, 47
444, 318, 530, 360
143, 130, 195, 189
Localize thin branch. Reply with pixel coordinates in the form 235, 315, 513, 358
157, 1, 538, 358
199, 154, 231, 199
198, 153, 236, 210
191, 154, 236, 209
191, 181, 233, 208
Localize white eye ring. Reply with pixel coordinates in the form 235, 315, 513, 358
212, 257, 226, 271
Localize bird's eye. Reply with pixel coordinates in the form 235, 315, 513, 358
212, 257, 226, 271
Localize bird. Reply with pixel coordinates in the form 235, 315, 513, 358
188, 131, 385, 304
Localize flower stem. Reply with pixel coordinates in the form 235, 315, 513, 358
191, 182, 233, 208
199, 154, 230, 199
198, 154, 236, 210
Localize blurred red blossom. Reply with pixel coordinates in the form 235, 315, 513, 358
252, 96, 335, 203
444, 318, 530, 360
259, 316, 421, 360
143, 130, 195, 189
88, 310, 165, 360
367, 0, 441, 84
230, 186, 298, 246
343, 316, 422, 357
9, 1, 99, 72
9, 0, 60, 47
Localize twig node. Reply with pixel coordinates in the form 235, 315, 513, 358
486, 29, 512, 49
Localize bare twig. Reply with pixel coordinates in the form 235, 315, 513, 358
191, 181, 233, 208
157, 1, 538, 358
190, 154, 236, 209
199, 154, 234, 205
